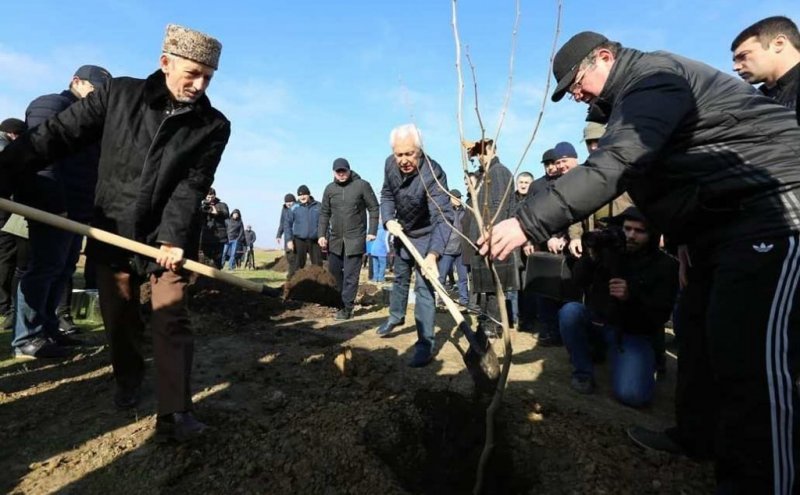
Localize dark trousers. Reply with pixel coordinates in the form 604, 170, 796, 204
0, 230, 17, 316
200, 242, 224, 269
294, 237, 322, 269
285, 249, 298, 279
97, 264, 193, 415
328, 251, 362, 311
675, 236, 800, 493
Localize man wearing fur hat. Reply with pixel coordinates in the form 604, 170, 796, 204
0, 24, 230, 442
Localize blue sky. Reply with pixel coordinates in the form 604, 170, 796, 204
1, 0, 798, 247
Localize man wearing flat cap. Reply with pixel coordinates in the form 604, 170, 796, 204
481, 30, 800, 493
318, 157, 379, 320
0, 24, 230, 443
11, 64, 112, 361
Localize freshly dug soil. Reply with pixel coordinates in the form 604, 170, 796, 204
356, 282, 383, 307
283, 265, 341, 307
265, 255, 290, 272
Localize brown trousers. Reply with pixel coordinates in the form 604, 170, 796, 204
97, 264, 193, 415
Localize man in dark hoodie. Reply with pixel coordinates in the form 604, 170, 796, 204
482, 31, 800, 494
286, 185, 322, 269
318, 158, 379, 320
558, 207, 677, 405
12, 65, 111, 359
0, 118, 26, 330
222, 209, 244, 270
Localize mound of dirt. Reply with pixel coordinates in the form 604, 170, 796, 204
356, 283, 383, 307
283, 265, 341, 307
189, 277, 288, 319
264, 255, 290, 272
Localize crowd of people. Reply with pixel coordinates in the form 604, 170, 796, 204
0, 14, 798, 493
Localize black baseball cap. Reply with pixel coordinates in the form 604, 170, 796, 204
332, 157, 350, 171
450, 189, 462, 198
74, 65, 112, 88
541, 148, 557, 163
551, 31, 608, 102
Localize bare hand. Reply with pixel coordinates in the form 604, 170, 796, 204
568, 238, 583, 258
421, 252, 439, 280
385, 219, 402, 236
287, 241, 294, 252
157, 243, 184, 272
366, 234, 376, 242
547, 237, 566, 254
677, 244, 691, 289
318, 237, 328, 248
523, 243, 535, 256
477, 218, 529, 260
609, 278, 629, 301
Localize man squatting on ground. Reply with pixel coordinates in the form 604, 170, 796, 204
481, 30, 800, 494
0, 24, 230, 443
318, 157, 379, 321
376, 124, 453, 368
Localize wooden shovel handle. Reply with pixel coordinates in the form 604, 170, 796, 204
0, 197, 271, 294
391, 228, 465, 324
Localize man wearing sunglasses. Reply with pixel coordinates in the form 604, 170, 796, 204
481, 31, 800, 494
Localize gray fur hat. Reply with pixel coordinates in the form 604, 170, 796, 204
162, 24, 222, 70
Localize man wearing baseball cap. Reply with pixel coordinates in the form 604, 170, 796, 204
481, 30, 800, 492
11, 63, 113, 360
0, 24, 231, 442
318, 157, 379, 320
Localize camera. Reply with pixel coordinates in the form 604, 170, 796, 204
200, 199, 214, 213
581, 226, 626, 276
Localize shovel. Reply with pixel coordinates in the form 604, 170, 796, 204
392, 228, 500, 393
0, 198, 281, 297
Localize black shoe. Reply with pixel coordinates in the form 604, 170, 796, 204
376, 318, 404, 337
626, 426, 685, 456
155, 412, 208, 443
58, 314, 81, 335
537, 333, 563, 347
334, 308, 352, 321
53, 332, 84, 347
14, 337, 69, 359
570, 376, 595, 394
408, 351, 434, 368
114, 384, 142, 410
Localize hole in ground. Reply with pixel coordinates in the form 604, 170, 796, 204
363, 389, 536, 494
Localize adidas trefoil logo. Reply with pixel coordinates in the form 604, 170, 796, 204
752, 242, 774, 253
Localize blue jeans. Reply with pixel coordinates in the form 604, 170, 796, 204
437, 253, 469, 304
388, 254, 436, 356
13, 222, 82, 347
506, 291, 519, 326
559, 301, 656, 407
371, 256, 387, 282
222, 239, 238, 269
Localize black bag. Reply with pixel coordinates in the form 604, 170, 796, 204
524, 252, 581, 302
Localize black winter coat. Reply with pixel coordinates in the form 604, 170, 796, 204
1, 70, 231, 269
200, 198, 229, 245
516, 48, 800, 249
318, 171, 379, 256
467, 157, 520, 291
572, 244, 678, 336
19, 90, 100, 221
760, 61, 799, 125
226, 209, 244, 242
380, 155, 453, 259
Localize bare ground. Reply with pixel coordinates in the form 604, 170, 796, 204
0, 274, 714, 494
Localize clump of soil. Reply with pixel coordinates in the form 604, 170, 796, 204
283, 265, 341, 307
356, 283, 383, 307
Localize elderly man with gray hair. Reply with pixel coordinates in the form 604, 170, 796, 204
0, 24, 230, 442
377, 124, 453, 367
